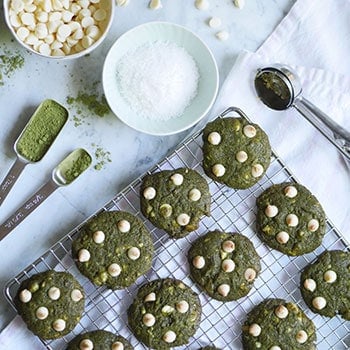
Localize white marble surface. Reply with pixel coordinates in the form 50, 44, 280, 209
0, 0, 294, 332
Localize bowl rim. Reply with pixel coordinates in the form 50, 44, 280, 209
102, 21, 219, 136
3, 0, 115, 60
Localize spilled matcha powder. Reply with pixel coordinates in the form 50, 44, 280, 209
91, 143, 112, 170
0, 49, 25, 86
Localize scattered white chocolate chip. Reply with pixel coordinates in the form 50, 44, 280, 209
217, 284, 230, 297
93, 230, 105, 244
236, 150, 248, 163
243, 125, 257, 138
244, 268, 257, 282
48, 287, 61, 300
207, 131, 221, 145
143, 186, 156, 200
323, 270, 337, 283
286, 214, 299, 227
195, 0, 209, 10
216, 30, 229, 41
170, 173, 184, 186
208, 16, 222, 28
144, 292, 156, 302
275, 305, 289, 319
303, 278, 317, 292
212, 164, 226, 177
71, 289, 84, 302
176, 300, 189, 313
128, 247, 141, 260
177, 213, 190, 226
36, 306, 49, 320
193, 255, 205, 269
149, 0, 162, 10
233, 0, 245, 9
163, 330, 177, 343
308, 219, 319, 232
118, 219, 131, 233
248, 323, 261, 337
112, 341, 124, 350
265, 205, 279, 218
52, 318, 66, 332
188, 188, 201, 201
222, 240, 235, 253
284, 185, 298, 198
312, 296, 327, 310
78, 248, 91, 262
116, 0, 129, 6
19, 289, 32, 303
143, 313, 156, 327
79, 338, 94, 350
296, 330, 308, 344
222, 259, 235, 272
251, 164, 264, 178
276, 231, 289, 244
108, 263, 122, 277
162, 305, 175, 313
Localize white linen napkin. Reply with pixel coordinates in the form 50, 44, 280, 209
1, 0, 349, 348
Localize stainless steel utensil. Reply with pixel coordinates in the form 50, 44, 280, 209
254, 64, 350, 164
0, 148, 91, 241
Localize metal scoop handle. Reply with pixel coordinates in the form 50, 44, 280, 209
0, 158, 27, 206
0, 179, 58, 241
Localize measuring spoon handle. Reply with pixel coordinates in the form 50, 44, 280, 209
0, 179, 58, 241
0, 158, 27, 206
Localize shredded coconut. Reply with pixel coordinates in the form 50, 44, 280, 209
115, 41, 200, 121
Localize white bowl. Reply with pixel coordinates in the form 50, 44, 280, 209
3, 0, 114, 59
102, 22, 219, 136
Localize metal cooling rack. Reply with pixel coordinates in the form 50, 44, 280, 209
4, 107, 350, 350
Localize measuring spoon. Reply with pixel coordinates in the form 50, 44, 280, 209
0, 99, 68, 205
254, 64, 350, 164
0, 148, 92, 241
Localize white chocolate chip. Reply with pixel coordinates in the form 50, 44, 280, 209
207, 131, 221, 145
276, 231, 289, 244
118, 219, 131, 233
222, 240, 235, 253
144, 292, 156, 302
286, 214, 299, 227
36, 306, 49, 320
52, 319, 66, 332
79, 339, 94, 350
111, 342, 124, 350
128, 247, 141, 260
275, 305, 289, 319
86, 25, 100, 39
248, 323, 261, 337
323, 270, 337, 283
17, 27, 30, 41
212, 164, 226, 177
269, 347, 281, 350
265, 204, 278, 218
208, 16, 222, 28
149, 0, 162, 10
160, 204, 173, 217
162, 305, 175, 314
19, 289, 32, 303
176, 300, 189, 313
236, 150, 248, 163
251, 164, 264, 178
78, 248, 91, 262
193, 255, 205, 269
93, 8, 106, 21
81, 35, 94, 49
163, 330, 177, 343
143, 313, 156, 327
243, 125, 257, 138
93, 230, 105, 244
216, 30, 229, 41
143, 186, 156, 200
71, 289, 83, 302
233, 0, 245, 9
170, 173, 184, 186
296, 330, 308, 344
188, 188, 201, 201
21, 12, 35, 26
284, 185, 298, 198
217, 284, 230, 297
108, 263, 122, 277
312, 296, 327, 310
48, 287, 61, 300
244, 268, 257, 282
222, 259, 235, 272
195, 0, 209, 10
303, 278, 316, 292
308, 219, 319, 232
39, 42, 51, 55
177, 213, 190, 226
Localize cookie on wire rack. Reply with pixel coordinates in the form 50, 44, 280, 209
72, 210, 154, 290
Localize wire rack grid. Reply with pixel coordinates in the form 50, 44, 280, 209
4, 107, 350, 350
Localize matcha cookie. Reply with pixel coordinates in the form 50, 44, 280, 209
66, 330, 133, 349
188, 231, 261, 302
301, 250, 350, 320
72, 210, 154, 290
128, 278, 201, 349
256, 183, 326, 256
140, 168, 211, 238
14, 270, 85, 340
202, 117, 271, 189
242, 299, 316, 350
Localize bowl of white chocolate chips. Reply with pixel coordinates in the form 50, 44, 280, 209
4, 0, 114, 58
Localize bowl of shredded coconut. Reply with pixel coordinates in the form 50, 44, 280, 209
102, 21, 219, 135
